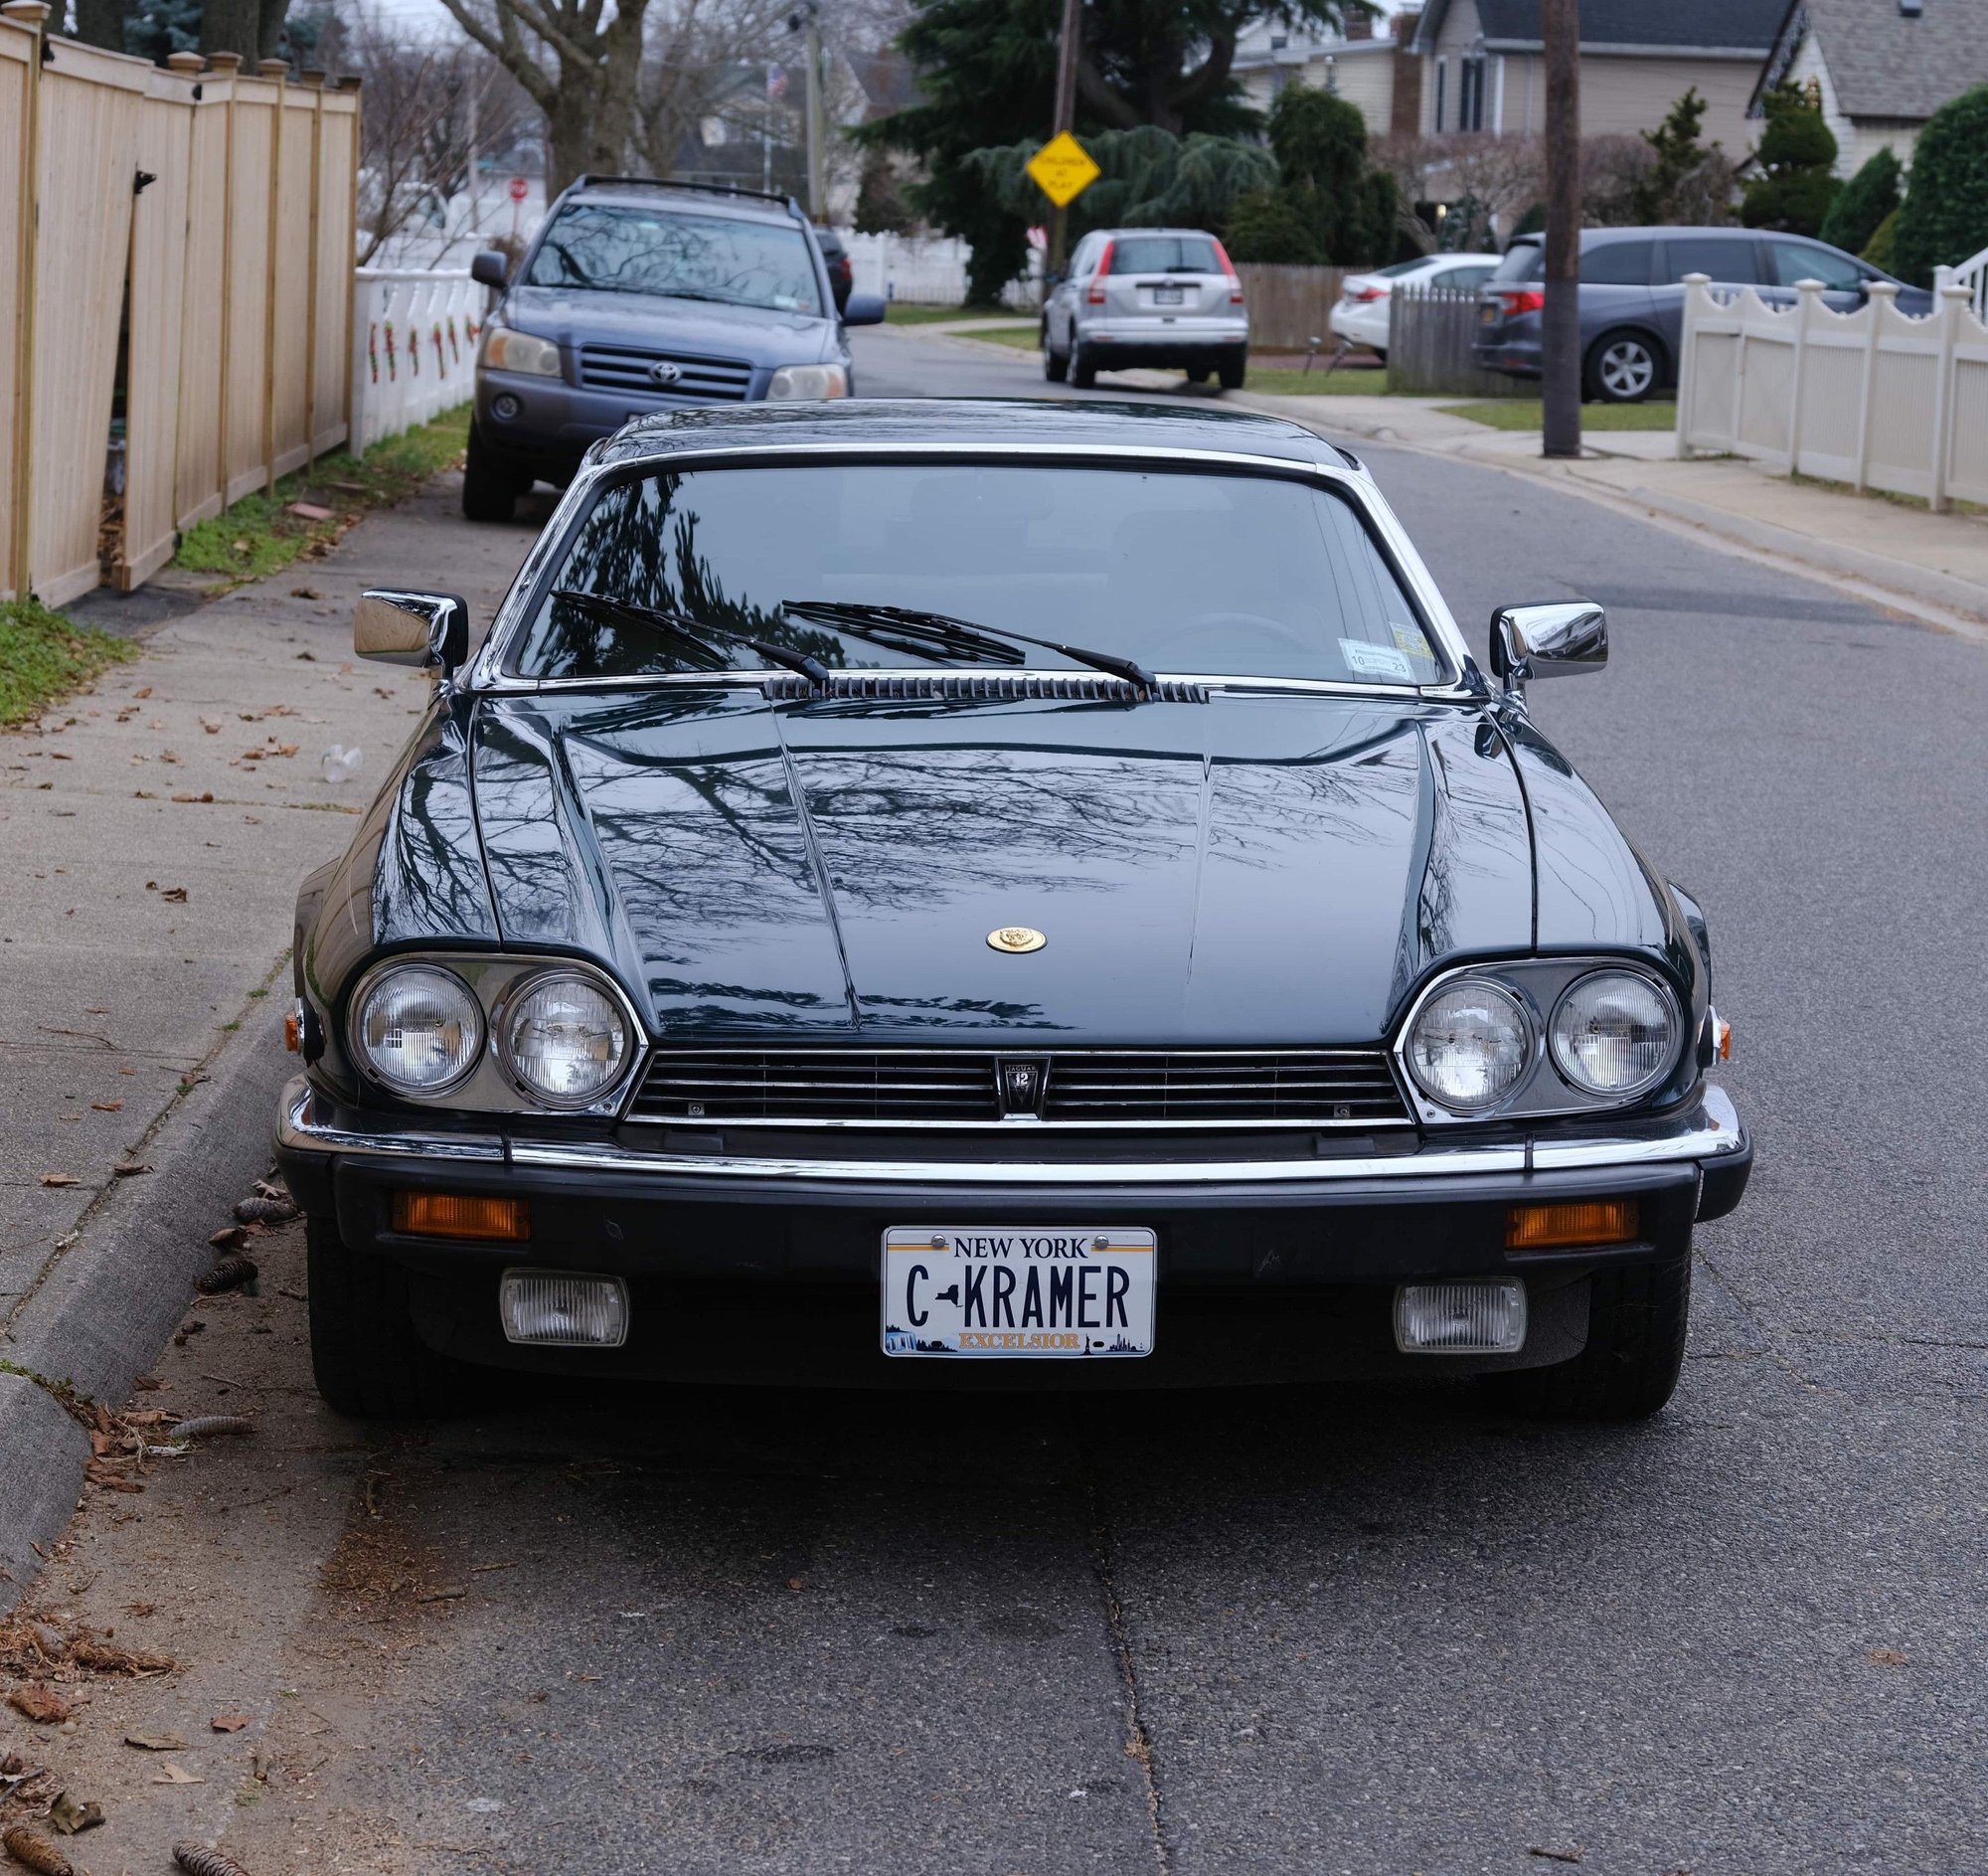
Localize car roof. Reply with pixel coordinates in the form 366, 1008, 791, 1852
562, 178, 800, 225
1510, 225, 1757, 246
596, 398, 1355, 470
1090, 227, 1223, 240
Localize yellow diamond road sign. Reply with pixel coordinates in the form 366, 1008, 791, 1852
1026, 131, 1100, 208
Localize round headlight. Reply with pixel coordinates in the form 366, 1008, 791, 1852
1551, 970, 1679, 1097
501, 972, 629, 1106
355, 964, 483, 1096
1406, 978, 1531, 1110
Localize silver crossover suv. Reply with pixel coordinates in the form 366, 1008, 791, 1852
1042, 228, 1250, 390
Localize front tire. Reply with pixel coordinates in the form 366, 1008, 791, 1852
461, 424, 522, 523
1483, 1253, 1691, 1421
1583, 329, 1664, 404
307, 1211, 464, 1419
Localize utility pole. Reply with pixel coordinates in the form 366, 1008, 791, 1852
1048, 0, 1082, 282
796, 2, 826, 223
1541, 0, 1581, 457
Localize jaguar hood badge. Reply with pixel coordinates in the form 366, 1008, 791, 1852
987, 926, 1047, 953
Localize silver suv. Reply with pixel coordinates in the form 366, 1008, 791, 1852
1042, 228, 1250, 390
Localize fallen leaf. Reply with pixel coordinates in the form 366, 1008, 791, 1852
290, 586, 323, 599
125, 1732, 188, 1752
160, 887, 188, 904
39, 1172, 79, 1187
201, 721, 222, 735
91, 1101, 123, 1111
152, 1762, 204, 1785
1869, 1647, 1908, 1665
210, 1714, 249, 1733
48, 751, 71, 761
113, 1162, 153, 1177
47, 1791, 103, 1835
170, 792, 215, 804
209, 1225, 248, 1250
134, 685, 152, 698
6, 1683, 73, 1725
416, 1587, 465, 1604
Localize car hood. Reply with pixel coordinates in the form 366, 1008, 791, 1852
464, 687, 1545, 1047
502, 284, 833, 360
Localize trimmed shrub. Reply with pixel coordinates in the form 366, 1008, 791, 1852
1741, 83, 1840, 236
1894, 84, 1988, 287
1818, 147, 1902, 257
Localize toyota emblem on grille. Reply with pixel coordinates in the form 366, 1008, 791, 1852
648, 360, 684, 385
997, 1057, 1050, 1117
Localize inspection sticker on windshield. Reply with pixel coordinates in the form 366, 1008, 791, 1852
881, 1227, 1155, 1358
1340, 638, 1416, 682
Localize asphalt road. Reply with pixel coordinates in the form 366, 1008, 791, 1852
28, 328, 1988, 1876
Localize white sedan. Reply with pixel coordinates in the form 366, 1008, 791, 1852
1328, 253, 1501, 361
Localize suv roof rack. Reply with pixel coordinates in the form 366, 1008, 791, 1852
566, 174, 804, 218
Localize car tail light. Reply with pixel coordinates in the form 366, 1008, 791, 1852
1353, 284, 1390, 302
1086, 240, 1114, 303
1499, 288, 1547, 316
1213, 238, 1243, 302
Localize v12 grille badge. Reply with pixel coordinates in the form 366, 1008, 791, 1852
987, 926, 1047, 953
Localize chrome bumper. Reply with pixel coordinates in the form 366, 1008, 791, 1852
276, 1077, 1745, 1188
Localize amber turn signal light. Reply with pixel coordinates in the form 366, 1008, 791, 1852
1505, 1198, 1639, 1252
392, 1190, 531, 1242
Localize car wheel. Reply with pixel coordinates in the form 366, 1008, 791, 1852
461, 424, 521, 523
1217, 350, 1246, 392
1482, 1251, 1691, 1421
307, 1210, 467, 1419
1182, 366, 1212, 386
1070, 343, 1097, 390
1043, 329, 1069, 383
1583, 329, 1663, 404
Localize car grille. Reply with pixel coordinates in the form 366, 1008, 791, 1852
577, 344, 754, 401
627, 1050, 1408, 1126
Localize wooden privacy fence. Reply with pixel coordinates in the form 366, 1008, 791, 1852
1388, 285, 1521, 397
1676, 273, 1988, 512
349, 270, 483, 456
1, 5, 358, 606
1234, 264, 1349, 353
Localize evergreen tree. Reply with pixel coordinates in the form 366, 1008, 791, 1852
125, 0, 202, 60
1631, 88, 1724, 225
1224, 188, 1323, 263
1893, 84, 1988, 287
1816, 146, 1901, 256
1740, 83, 1840, 237
1861, 204, 1900, 272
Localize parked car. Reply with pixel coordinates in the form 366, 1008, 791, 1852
1474, 225, 1933, 402
276, 398, 1750, 1422
814, 225, 854, 313
461, 175, 884, 521
1042, 228, 1249, 389
1329, 252, 1500, 362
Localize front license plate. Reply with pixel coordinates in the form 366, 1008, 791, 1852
882, 1226, 1156, 1358
1153, 284, 1184, 305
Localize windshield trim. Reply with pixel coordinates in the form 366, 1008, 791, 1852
473, 442, 1475, 696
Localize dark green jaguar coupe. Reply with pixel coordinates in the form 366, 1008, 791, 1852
275, 399, 1749, 1419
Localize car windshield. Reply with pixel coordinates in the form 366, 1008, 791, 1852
1109, 236, 1223, 274
524, 204, 822, 315
510, 464, 1451, 688
1489, 243, 1543, 283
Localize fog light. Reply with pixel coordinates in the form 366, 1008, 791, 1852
492, 393, 522, 421
498, 1270, 628, 1347
393, 1190, 531, 1242
1506, 1198, 1638, 1252
1395, 1280, 1526, 1354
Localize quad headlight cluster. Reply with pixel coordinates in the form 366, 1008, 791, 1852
347, 958, 634, 1110
1400, 961, 1684, 1119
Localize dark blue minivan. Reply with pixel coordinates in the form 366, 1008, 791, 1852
1474, 225, 1930, 403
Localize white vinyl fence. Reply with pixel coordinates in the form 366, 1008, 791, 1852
1675, 272, 1988, 512
349, 269, 484, 456
840, 231, 1039, 310
1935, 240, 1988, 327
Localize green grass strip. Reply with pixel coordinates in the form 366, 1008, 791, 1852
0, 597, 140, 728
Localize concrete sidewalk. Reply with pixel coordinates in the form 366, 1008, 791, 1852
1239, 387, 1988, 633
0, 473, 538, 1604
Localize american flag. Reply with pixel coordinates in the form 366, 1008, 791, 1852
766, 63, 788, 99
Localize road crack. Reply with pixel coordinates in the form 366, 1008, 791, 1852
1084, 1465, 1169, 1873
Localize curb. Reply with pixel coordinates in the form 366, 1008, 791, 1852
0, 996, 292, 1616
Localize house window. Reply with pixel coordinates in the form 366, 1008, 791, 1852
1459, 56, 1486, 130
1434, 59, 1446, 131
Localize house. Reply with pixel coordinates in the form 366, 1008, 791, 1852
1233, 8, 1423, 136
1752, 0, 1988, 176
1410, 0, 1787, 149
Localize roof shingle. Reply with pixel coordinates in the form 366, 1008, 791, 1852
1760, 0, 1988, 122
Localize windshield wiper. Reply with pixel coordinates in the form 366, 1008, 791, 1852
779, 599, 1157, 694
552, 590, 833, 688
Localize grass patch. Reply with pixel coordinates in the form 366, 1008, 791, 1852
885, 302, 982, 324
970, 324, 1047, 350
1787, 469, 1987, 517
1242, 366, 1399, 396
1437, 399, 1677, 432
0, 597, 140, 728
174, 405, 471, 591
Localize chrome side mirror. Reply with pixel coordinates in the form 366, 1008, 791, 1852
355, 590, 470, 674
1489, 600, 1607, 696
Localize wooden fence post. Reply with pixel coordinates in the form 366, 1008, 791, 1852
257, 57, 286, 495
300, 67, 324, 473
2, 0, 49, 601
208, 51, 240, 515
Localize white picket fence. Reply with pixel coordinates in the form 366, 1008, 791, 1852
840, 231, 1039, 310
349, 269, 485, 457
1934, 240, 1988, 327
1675, 272, 1988, 512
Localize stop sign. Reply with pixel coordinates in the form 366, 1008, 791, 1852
508, 176, 528, 203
